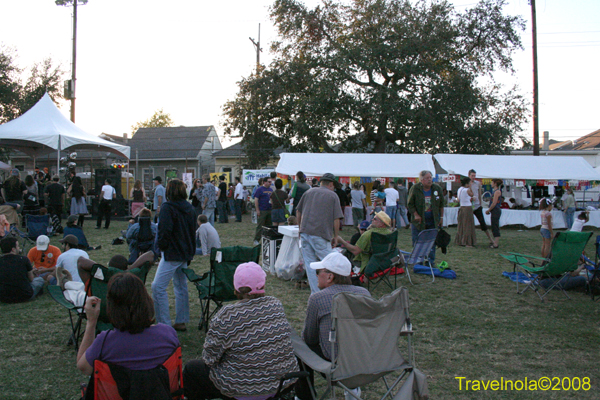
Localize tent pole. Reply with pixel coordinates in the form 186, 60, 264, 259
57, 137, 60, 181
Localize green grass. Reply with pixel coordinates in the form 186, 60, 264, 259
1, 215, 599, 399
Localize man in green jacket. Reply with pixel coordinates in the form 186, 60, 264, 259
407, 170, 445, 263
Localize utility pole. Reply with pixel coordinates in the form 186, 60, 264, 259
249, 24, 262, 73
71, 0, 77, 123
530, 0, 540, 156
56, 0, 87, 123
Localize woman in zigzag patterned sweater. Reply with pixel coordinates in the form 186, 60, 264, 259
184, 262, 299, 400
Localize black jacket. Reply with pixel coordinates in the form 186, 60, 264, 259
157, 200, 196, 262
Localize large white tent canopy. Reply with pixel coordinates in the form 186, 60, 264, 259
276, 152, 435, 177
434, 153, 600, 180
0, 93, 130, 160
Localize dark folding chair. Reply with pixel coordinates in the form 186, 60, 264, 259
586, 235, 600, 301
48, 284, 86, 350
26, 214, 49, 240
183, 245, 260, 331
88, 262, 153, 332
358, 230, 404, 291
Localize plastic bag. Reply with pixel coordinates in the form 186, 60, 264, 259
274, 237, 305, 281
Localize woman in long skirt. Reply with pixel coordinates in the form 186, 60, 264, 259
68, 176, 88, 227
455, 176, 476, 247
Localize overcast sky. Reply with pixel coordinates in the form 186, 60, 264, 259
1, 0, 598, 148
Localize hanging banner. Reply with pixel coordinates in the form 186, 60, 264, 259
544, 180, 558, 186
242, 169, 273, 186
441, 175, 456, 182
515, 180, 525, 187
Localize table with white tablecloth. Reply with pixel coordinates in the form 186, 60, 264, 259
443, 207, 600, 229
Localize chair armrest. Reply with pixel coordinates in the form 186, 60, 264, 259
182, 268, 207, 282
290, 330, 332, 374
508, 252, 550, 262
48, 285, 83, 312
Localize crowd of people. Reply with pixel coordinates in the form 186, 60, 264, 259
0, 165, 595, 399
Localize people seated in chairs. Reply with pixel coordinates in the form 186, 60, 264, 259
337, 211, 393, 272
1, 169, 27, 215
184, 262, 298, 400
126, 208, 157, 263
0, 236, 45, 303
27, 235, 61, 284
76, 273, 180, 387
296, 252, 370, 400
195, 214, 221, 256
63, 215, 101, 251
55, 234, 89, 283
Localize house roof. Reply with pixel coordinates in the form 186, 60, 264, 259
129, 126, 213, 159
548, 129, 600, 151
213, 141, 286, 158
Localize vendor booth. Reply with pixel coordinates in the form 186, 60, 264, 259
276, 152, 436, 226
0, 93, 131, 170
434, 153, 600, 228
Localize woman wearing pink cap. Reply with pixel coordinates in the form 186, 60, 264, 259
184, 262, 298, 400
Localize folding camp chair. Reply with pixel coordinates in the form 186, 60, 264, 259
585, 235, 600, 301
500, 231, 592, 301
88, 262, 153, 332
48, 284, 86, 350
26, 214, 49, 240
8, 225, 36, 255
85, 347, 184, 400
183, 245, 260, 331
399, 229, 438, 285
358, 230, 404, 291
292, 288, 428, 400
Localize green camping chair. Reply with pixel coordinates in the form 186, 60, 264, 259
183, 245, 260, 331
359, 230, 403, 291
500, 231, 592, 301
48, 284, 86, 351
88, 262, 153, 331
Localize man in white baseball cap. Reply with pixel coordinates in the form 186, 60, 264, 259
296, 251, 370, 400
27, 235, 62, 284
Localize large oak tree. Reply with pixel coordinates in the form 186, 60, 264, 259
223, 0, 528, 167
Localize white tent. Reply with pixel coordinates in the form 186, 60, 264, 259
0, 93, 130, 169
434, 153, 600, 180
276, 153, 435, 177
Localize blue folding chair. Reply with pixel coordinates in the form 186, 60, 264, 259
26, 214, 50, 240
399, 229, 438, 284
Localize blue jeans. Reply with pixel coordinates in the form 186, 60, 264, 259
30, 277, 44, 299
203, 208, 215, 226
385, 206, 397, 225
195, 248, 203, 255
234, 199, 243, 222
228, 199, 235, 215
151, 254, 189, 325
411, 223, 436, 265
216, 201, 228, 223
540, 275, 586, 290
396, 205, 409, 227
565, 207, 576, 230
300, 233, 333, 294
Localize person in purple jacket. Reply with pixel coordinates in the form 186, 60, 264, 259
76, 273, 180, 375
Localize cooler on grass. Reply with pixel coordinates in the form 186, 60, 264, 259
261, 226, 283, 274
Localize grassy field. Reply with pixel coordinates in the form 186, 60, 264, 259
1, 214, 599, 399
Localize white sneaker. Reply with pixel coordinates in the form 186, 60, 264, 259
344, 387, 361, 400
253, 240, 259, 246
